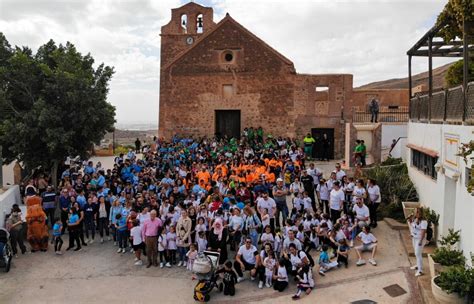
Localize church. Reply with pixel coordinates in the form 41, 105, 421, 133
159, 2, 408, 159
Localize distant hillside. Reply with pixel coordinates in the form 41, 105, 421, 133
357, 62, 455, 90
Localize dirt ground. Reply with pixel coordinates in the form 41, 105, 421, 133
0, 221, 422, 304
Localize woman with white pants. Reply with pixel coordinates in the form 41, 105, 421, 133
408, 208, 427, 277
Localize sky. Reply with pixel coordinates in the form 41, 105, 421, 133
0, 0, 456, 126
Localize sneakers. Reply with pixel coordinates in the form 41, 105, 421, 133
237, 277, 244, 283
134, 260, 143, 266
134, 257, 139, 262
265, 282, 271, 288
165, 262, 172, 268
250, 276, 256, 281
258, 281, 264, 289
117, 248, 122, 253
410, 265, 418, 270
130, 248, 134, 254
122, 248, 126, 254
101, 238, 104, 244
73, 247, 82, 252
415, 271, 423, 277
319, 270, 326, 276
160, 262, 164, 268
89, 239, 94, 244
177, 261, 183, 267
356, 259, 366, 266
369, 258, 377, 266
292, 295, 300, 300
107, 236, 111, 241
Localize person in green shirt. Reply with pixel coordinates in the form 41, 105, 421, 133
353, 140, 363, 165
257, 126, 264, 143
303, 133, 316, 158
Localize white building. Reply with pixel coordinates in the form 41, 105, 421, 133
407, 119, 473, 262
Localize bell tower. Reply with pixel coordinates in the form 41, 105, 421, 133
160, 2, 215, 68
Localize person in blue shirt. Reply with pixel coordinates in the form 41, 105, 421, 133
53, 218, 63, 254
59, 190, 70, 234
66, 207, 82, 251
76, 190, 87, 209
115, 214, 128, 253
96, 171, 106, 188
84, 161, 95, 175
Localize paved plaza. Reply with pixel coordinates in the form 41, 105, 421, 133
0, 221, 422, 304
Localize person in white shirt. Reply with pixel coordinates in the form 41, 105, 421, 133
408, 208, 427, 277
367, 179, 381, 228
352, 198, 370, 229
333, 163, 346, 181
352, 179, 367, 204
316, 179, 330, 213
329, 181, 345, 223
256, 192, 276, 230
234, 237, 263, 288
355, 226, 378, 266
273, 258, 289, 292
130, 221, 144, 266
307, 163, 322, 186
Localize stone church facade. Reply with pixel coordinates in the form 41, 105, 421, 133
159, 3, 407, 159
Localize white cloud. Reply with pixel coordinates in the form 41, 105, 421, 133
0, 0, 456, 125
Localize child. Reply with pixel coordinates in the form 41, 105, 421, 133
263, 251, 276, 288
158, 227, 168, 268
196, 231, 208, 254
166, 225, 177, 266
274, 228, 282, 258
53, 218, 63, 255
186, 243, 198, 271
296, 225, 305, 244
130, 220, 144, 266
216, 261, 238, 296
261, 208, 270, 228
318, 244, 338, 276
195, 217, 207, 235
115, 213, 128, 254
293, 193, 304, 214
337, 239, 350, 268
292, 265, 314, 300
273, 258, 289, 292
302, 192, 313, 215
316, 179, 329, 213
260, 225, 275, 248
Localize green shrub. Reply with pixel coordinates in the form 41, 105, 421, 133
435, 266, 473, 298
432, 247, 466, 266
381, 157, 403, 166
363, 163, 418, 221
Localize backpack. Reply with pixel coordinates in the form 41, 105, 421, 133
426, 224, 433, 242
299, 250, 315, 268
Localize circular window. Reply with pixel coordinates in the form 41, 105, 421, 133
224, 52, 233, 62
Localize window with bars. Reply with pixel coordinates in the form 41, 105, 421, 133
466, 166, 472, 188
411, 149, 438, 180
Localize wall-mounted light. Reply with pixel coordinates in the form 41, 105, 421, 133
434, 161, 442, 173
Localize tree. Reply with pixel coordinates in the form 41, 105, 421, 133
436, 0, 473, 42
0, 33, 116, 186
445, 59, 474, 87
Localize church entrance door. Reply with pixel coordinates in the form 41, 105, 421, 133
215, 110, 241, 139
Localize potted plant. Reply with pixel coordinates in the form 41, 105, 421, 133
431, 266, 473, 304
429, 229, 465, 278
423, 207, 440, 245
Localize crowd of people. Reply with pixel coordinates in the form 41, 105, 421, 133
6, 132, 390, 300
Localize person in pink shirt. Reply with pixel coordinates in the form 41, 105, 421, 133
142, 210, 162, 268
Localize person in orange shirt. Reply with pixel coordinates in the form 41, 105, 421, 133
212, 168, 224, 182
196, 168, 211, 186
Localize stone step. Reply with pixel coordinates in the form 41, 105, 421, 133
383, 217, 408, 230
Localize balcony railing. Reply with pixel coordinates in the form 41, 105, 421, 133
352, 106, 409, 123
409, 82, 474, 125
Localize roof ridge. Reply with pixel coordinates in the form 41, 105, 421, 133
161, 14, 294, 71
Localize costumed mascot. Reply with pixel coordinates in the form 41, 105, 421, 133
25, 187, 49, 252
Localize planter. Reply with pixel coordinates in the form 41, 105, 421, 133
402, 201, 421, 220
428, 254, 445, 278
431, 276, 465, 304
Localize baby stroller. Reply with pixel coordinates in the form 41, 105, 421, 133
193, 251, 220, 302
0, 228, 13, 272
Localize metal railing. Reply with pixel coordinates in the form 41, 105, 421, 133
352, 106, 409, 123
409, 82, 474, 125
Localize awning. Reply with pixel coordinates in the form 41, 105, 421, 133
406, 143, 439, 158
